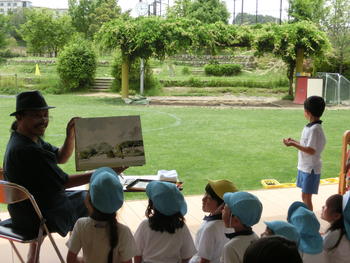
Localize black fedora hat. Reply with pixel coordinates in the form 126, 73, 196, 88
10, 90, 55, 116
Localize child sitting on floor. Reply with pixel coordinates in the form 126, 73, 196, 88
321, 192, 350, 263
222, 191, 263, 263
134, 181, 196, 263
289, 206, 325, 263
261, 220, 299, 244
190, 179, 237, 263
66, 167, 136, 263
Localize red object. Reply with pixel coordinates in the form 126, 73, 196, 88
293, 76, 308, 104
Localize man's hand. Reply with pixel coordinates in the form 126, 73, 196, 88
112, 166, 129, 175
66, 117, 80, 139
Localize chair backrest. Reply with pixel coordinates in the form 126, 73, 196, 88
0, 180, 30, 204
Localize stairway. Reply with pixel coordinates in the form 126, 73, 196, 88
91, 77, 114, 92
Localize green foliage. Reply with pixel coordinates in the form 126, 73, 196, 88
181, 66, 190, 75
288, 0, 328, 25
6, 8, 29, 44
314, 54, 350, 80
0, 14, 8, 49
19, 9, 75, 57
233, 13, 280, 25
167, 0, 230, 24
204, 63, 242, 76
111, 52, 160, 94
57, 38, 97, 91
69, 0, 122, 39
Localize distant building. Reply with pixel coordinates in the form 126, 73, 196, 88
0, 0, 32, 15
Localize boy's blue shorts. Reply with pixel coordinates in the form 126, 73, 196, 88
297, 170, 320, 194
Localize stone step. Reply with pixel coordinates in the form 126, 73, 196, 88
91, 77, 113, 91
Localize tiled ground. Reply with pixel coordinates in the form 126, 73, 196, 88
0, 184, 337, 262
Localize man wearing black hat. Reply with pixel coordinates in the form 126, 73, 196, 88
3, 91, 95, 262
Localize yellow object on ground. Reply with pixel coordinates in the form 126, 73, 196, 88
261, 178, 339, 189
35, 64, 41, 76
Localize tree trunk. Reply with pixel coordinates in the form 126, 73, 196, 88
287, 61, 296, 97
121, 56, 129, 99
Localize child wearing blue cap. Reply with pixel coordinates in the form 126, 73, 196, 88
222, 191, 263, 263
321, 193, 350, 263
283, 96, 326, 211
289, 206, 325, 263
261, 220, 299, 244
134, 181, 196, 263
190, 179, 237, 263
66, 167, 136, 263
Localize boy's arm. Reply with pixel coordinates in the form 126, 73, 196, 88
283, 138, 316, 155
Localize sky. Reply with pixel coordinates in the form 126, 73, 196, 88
29, 0, 289, 21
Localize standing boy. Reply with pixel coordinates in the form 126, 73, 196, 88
283, 96, 326, 211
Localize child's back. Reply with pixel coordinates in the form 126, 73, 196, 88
134, 181, 196, 263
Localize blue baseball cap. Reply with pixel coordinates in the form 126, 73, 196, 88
290, 207, 323, 254
90, 167, 124, 214
342, 190, 350, 241
264, 220, 300, 243
223, 191, 263, 227
287, 201, 308, 223
146, 181, 187, 216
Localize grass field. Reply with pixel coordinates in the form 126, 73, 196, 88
0, 94, 348, 200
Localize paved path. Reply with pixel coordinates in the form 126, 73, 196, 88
0, 184, 337, 262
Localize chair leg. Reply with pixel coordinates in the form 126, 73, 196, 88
9, 240, 25, 263
47, 232, 65, 263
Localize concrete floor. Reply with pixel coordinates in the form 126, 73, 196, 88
0, 184, 337, 262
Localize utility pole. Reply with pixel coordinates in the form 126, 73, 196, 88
256, 0, 258, 24
153, 0, 156, 15
279, 0, 282, 24
241, 0, 244, 25
233, 0, 236, 24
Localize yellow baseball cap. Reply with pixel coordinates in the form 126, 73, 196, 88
208, 179, 237, 200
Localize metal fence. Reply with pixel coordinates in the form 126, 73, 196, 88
317, 72, 350, 105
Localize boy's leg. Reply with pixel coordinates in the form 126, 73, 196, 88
301, 192, 313, 211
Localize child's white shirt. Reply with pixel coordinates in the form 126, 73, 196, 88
190, 219, 229, 263
298, 123, 326, 174
66, 217, 136, 263
323, 229, 350, 263
134, 219, 196, 263
222, 233, 259, 263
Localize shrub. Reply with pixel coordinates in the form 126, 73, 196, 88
111, 52, 161, 95
204, 63, 242, 76
182, 66, 190, 75
57, 38, 96, 92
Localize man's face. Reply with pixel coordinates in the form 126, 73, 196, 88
18, 109, 50, 138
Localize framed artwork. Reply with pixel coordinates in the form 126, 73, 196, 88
75, 116, 145, 171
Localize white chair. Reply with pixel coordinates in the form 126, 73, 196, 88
0, 180, 64, 263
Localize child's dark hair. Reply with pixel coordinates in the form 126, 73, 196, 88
304, 96, 325, 118
90, 197, 118, 263
146, 199, 185, 234
243, 236, 302, 263
325, 194, 345, 251
205, 184, 223, 205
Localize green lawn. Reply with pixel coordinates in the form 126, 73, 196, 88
0, 94, 347, 200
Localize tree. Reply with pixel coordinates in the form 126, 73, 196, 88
0, 14, 8, 49
167, 0, 230, 24
324, 0, 350, 74
288, 0, 328, 26
233, 13, 279, 24
20, 9, 74, 56
57, 37, 97, 91
255, 21, 331, 96
69, 0, 122, 39
6, 8, 29, 45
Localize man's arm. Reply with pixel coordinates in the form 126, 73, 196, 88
65, 172, 93, 189
283, 138, 316, 155
58, 117, 79, 164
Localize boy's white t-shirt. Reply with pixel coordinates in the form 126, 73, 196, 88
190, 219, 229, 263
323, 229, 350, 263
134, 219, 197, 263
222, 233, 259, 263
66, 217, 137, 263
298, 122, 326, 174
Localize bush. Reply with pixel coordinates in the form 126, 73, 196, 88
57, 38, 96, 92
111, 52, 161, 95
204, 63, 242, 76
182, 66, 190, 75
